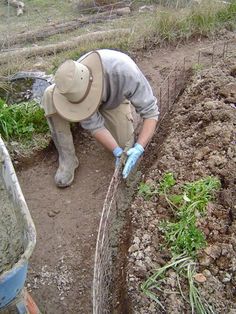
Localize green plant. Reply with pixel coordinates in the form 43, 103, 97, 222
187, 262, 215, 314
161, 175, 220, 255
138, 172, 176, 200
0, 100, 48, 142
142, 254, 215, 314
141, 253, 191, 309
139, 174, 220, 255
159, 172, 176, 193
160, 218, 207, 255
192, 63, 204, 73
141, 174, 220, 312
138, 182, 155, 200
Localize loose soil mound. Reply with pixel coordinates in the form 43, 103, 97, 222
127, 58, 236, 313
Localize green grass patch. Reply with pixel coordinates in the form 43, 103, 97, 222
0, 99, 48, 142
133, 0, 236, 48
1, 0, 235, 76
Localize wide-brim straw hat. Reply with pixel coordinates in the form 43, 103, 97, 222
53, 51, 103, 122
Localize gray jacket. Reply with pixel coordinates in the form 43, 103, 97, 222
79, 49, 159, 133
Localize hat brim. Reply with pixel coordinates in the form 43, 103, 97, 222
53, 51, 103, 122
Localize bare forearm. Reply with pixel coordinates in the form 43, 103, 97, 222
137, 119, 157, 148
93, 128, 118, 152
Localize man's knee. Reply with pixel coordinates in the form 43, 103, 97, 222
41, 84, 57, 116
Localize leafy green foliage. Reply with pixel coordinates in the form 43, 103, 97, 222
159, 172, 176, 193
138, 172, 176, 200
183, 176, 221, 213
138, 182, 155, 200
139, 174, 221, 255
160, 218, 206, 256
0, 99, 48, 142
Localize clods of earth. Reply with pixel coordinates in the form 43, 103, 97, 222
127, 58, 236, 313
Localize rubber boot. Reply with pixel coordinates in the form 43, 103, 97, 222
47, 115, 79, 188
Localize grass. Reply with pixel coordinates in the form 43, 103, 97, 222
136, 0, 236, 48
139, 173, 221, 313
0, 78, 10, 93
141, 254, 215, 313
0, 0, 235, 151
0, 0, 235, 76
132, 0, 195, 8
0, 99, 48, 142
49, 0, 236, 68
187, 262, 214, 314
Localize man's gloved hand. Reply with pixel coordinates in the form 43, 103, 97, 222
112, 146, 124, 167
122, 143, 144, 179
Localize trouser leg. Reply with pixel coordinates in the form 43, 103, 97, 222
100, 100, 135, 151
42, 85, 79, 187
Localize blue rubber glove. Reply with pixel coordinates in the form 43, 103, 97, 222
122, 143, 144, 179
112, 146, 124, 167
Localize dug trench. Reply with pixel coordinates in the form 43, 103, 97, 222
13, 38, 235, 314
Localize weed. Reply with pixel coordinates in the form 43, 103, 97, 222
142, 254, 215, 313
187, 262, 215, 314
160, 218, 207, 255
159, 172, 176, 193
137, 0, 236, 50
138, 172, 176, 200
0, 99, 48, 142
138, 174, 220, 255
192, 63, 204, 73
140, 173, 221, 312
138, 182, 155, 200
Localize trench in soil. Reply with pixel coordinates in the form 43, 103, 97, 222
111, 76, 189, 314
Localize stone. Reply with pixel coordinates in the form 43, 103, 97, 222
219, 82, 236, 103
129, 244, 139, 253
133, 236, 141, 246
194, 273, 207, 283
199, 255, 212, 266
204, 245, 222, 259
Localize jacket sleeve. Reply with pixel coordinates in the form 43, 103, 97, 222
124, 68, 159, 120
80, 111, 105, 134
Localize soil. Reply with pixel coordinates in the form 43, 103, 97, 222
8, 35, 235, 314
126, 56, 236, 312
17, 131, 114, 314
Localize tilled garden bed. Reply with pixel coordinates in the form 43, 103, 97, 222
127, 58, 236, 313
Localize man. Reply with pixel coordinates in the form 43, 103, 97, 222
41, 49, 159, 188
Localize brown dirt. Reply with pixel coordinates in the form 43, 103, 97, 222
18, 130, 114, 314
126, 56, 236, 312
14, 36, 236, 314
